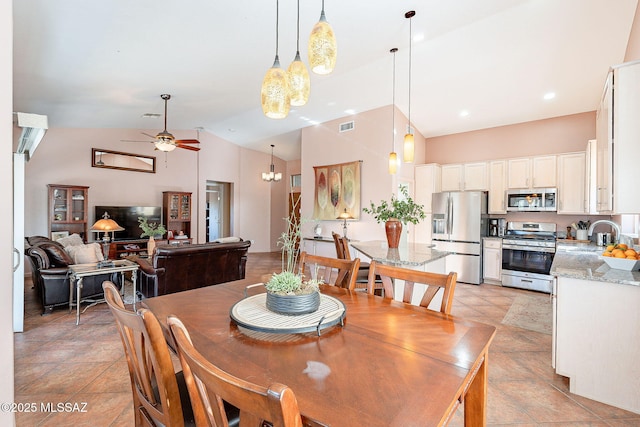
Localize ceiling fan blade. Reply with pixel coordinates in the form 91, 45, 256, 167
121, 139, 154, 143
177, 144, 200, 151
141, 132, 157, 139
174, 139, 200, 144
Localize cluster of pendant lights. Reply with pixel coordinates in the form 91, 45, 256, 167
261, 0, 337, 119
389, 10, 416, 174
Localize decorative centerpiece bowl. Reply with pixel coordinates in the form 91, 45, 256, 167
265, 195, 322, 315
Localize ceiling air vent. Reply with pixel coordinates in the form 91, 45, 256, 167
339, 121, 355, 133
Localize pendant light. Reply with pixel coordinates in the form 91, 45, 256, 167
403, 10, 416, 163
389, 48, 398, 175
308, 0, 337, 75
288, 0, 310, 106
262, 144, 282, 182
261, 0, 290, 119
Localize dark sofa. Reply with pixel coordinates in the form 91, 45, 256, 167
131, 239, 251, 298
25, 236, 122, 314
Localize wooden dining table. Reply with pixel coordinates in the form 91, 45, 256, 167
143, 278, 496, 426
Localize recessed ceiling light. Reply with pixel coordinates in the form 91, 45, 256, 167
460, 110, 469, 117
308, 120, 320, 125
413, 33, 425, 43
344, 109, 356, 115
141, 113, 161, 118
544, 92, 556, 100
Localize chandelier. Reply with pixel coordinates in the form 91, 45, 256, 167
262, 144, 282, 182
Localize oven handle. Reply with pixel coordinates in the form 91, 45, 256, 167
502, 244, 556, 253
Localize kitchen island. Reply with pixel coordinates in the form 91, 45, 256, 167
550, 243, 640, 415
351, 240, 452, 309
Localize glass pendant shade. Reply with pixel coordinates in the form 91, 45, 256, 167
308, 10, 337, 75
388, 152, 398, 174
403, 132, 415, 163
288, 52, 310, 106
261, 56, 291, 119
155, 140, 177, 152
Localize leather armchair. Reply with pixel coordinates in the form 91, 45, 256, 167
26, 237, 122, 314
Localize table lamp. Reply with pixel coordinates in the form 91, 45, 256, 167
91, 212, 124, 267
337, 208, 354, 240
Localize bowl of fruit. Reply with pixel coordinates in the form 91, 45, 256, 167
599, 243, 640, 271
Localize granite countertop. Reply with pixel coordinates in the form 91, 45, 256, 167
351, 240, 450, 267
551, 243, 640, 287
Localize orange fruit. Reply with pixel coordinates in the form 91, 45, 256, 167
625, 249, 637, 257
602, 251, 612, 257
615, 251, 626, 258
612, 249, 623, 256
627, 255, 637, 260
617, 243, 628, 251
606, 244, 616, 252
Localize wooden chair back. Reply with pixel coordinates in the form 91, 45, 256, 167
331, 232, 352, 260
103, 281, 188, 427
167, 315, 309, 427
298, 251, 360, 290
366, 262, 458, 314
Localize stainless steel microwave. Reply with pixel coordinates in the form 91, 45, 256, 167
506, 188, 557, 212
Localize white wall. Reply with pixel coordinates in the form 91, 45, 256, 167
2, 1, 15, 424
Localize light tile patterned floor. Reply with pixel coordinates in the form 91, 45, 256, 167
14, 252, 640, 426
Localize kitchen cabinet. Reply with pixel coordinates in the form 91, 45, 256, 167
554, 275, 640, 414
414, 163, 440, 244
482, 238, 502, 284
441, 162, 487, 191
488, 160, 507, 214
507, 155, 556, 189
585, 140, 598, 214
48, 184, 89, 241
557, 152, 586, 214
595, 61, 640, 213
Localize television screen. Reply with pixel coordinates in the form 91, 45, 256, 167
94, 206, 162, 241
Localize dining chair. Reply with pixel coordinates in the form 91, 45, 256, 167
332, 232, 383, 293
103, 281, 197, 427
366, 261, 458, 314
167, 315, 326, 427
298, 251, 360, 290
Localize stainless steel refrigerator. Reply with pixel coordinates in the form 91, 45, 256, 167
431, 191, 488, 284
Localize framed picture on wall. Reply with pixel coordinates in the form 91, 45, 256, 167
312, 160, 361, 220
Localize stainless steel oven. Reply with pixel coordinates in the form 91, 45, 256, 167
501, 221, 556, 293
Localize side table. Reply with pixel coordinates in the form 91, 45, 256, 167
68, 259, 139, 325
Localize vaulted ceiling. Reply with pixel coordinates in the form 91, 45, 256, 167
13, 0, 638, 160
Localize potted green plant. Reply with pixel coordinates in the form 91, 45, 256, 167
138, 216, 167, 255
265, 195, 322, 315
362, 186, 426, 248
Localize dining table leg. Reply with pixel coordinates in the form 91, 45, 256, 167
464, 352, 489, 426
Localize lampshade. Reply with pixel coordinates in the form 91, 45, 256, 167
261, 0, 290, 119
90, 213, 124, 242
288, 0, 310, 106
389, 152, 398, 174
337, 208, 353, 220
403, 10, 416, 163
389, 47, 398, 175
308, 0, 337, 75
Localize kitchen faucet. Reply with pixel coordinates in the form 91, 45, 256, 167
587, 219, 633, 246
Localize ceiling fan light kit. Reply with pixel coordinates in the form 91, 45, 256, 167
403, 10, 415, 163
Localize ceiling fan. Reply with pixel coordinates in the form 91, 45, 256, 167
123, 94, 200, 152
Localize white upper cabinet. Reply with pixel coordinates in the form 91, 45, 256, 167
488, 160, 507, 214
441, 164, 463, 191
441, 162, 487, 191
596, 72, 613, 213
602, 61, 640, 214
415, 163, 441, 214
557, 152, 586, 214
507, 155, 556, 189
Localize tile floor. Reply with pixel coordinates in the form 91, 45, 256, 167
14, 252, 640, 426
